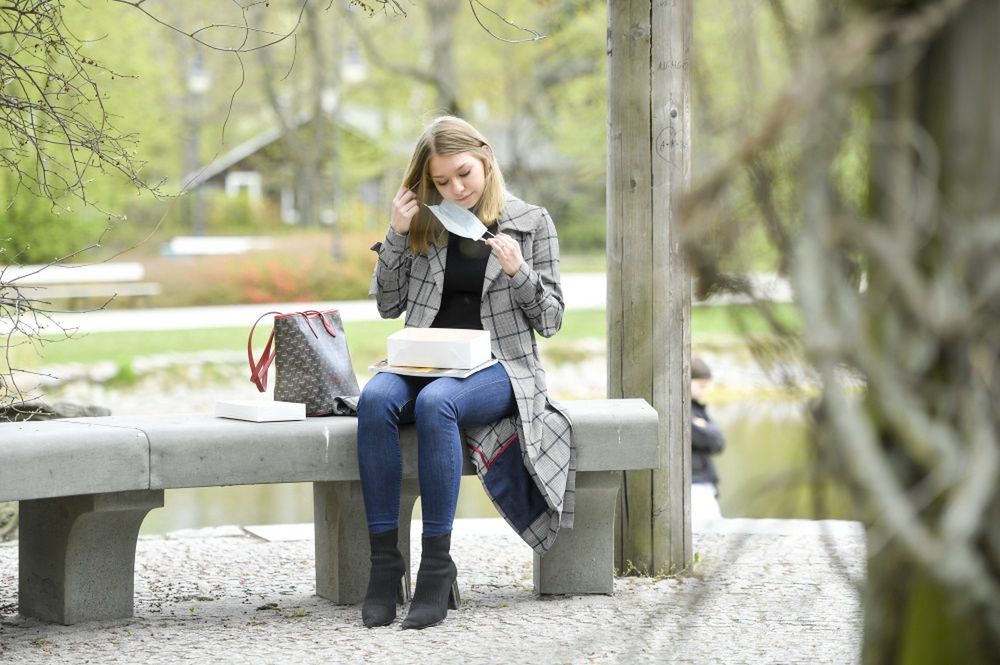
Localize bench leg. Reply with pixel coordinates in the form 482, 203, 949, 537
534, 471, 621, 595
19, 490, 164, 625
313, 480, 419, 604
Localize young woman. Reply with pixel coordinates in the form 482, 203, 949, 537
357, 116, 575, 629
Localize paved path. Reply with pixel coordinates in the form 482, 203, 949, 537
15, 272, 791, 335
24, 274, 607, 335
0, 518, 863, 664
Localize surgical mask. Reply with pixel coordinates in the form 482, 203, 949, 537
424, 199, 496, 241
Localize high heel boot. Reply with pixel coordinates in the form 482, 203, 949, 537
401, 532, 460, 630
361, 529, 407, 628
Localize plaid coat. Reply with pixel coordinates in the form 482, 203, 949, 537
372, 193, 575, 553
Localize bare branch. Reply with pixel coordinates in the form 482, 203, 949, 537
110, 0, 309, 53
339, 2, 438, 86
467, 0, 545, 44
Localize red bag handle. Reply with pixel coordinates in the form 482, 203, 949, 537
298, 310, 339, 338
247, 309, 340, 392
248, 311, 281, 392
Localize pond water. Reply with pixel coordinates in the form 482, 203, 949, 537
713, 400, 852, 520
140, 477, 501, 535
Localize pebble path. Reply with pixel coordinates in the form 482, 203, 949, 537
0, 518, 864, 664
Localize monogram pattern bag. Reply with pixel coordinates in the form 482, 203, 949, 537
248, 309, 360, 416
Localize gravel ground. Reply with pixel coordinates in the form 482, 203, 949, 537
0, 518, 864, 664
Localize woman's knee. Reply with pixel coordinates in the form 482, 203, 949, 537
414, 382, 458, 424
358, 375, 407, 421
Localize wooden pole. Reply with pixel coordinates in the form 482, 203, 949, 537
608, 0, 692, 575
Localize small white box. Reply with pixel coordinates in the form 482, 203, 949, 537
215, 400, 306, 422
387, 328, 492, 370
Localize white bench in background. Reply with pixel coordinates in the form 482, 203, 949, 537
2, 262, 161, 308
161, 236, 273, 256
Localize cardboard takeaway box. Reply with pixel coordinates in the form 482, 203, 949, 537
387, 328, 492, 370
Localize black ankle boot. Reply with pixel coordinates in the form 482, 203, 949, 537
361, 529, 407, 628
401, 532, 460, 630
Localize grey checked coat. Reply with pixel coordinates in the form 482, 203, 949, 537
371, 193, 575, 554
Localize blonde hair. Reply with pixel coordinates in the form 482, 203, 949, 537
401, 116, 506, 254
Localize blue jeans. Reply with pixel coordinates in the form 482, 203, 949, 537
356, 362, 516, 536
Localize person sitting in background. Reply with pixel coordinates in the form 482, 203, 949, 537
691, 356, 725, 526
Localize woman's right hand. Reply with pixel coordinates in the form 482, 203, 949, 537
390, 184, 419, 236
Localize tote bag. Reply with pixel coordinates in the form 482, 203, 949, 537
248, 309, 360, 416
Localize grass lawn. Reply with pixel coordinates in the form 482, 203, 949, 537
560, 252, 607, 273
7, 304, 799, 373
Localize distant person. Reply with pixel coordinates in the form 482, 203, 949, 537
691, 356, 725, 525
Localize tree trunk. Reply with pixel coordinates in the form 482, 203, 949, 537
256, 37, 305, 224
425, 0, 462, 115
862, 1, 1000, 662
300, 2, 325, 228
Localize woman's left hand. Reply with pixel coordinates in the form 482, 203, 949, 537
484, 233, 524, 277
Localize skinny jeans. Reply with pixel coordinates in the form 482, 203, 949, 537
356, 362, 516, 536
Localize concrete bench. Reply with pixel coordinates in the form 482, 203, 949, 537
2, 262, 161, 308
0, 399, 659, 625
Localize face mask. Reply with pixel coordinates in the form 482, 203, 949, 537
424, 199, 496, 241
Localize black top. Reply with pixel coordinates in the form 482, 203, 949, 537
431, 232, 491, 330
691, 399, 726, 487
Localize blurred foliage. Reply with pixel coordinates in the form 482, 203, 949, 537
3, 0, 612, 259
203, 192, 284, 233
2, 0, 829, 274
0, 170, 113, 263
681, 1, 1000, 659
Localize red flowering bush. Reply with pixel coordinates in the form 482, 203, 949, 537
146, 231, 379, 307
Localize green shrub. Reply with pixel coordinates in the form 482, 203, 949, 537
204, 191, 284, 234
0, 176, 112, 264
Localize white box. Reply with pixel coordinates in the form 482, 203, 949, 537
215, 400, 306, 422
387, 328, 492, 370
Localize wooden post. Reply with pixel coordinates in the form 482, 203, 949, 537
608, 0, 692, 575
